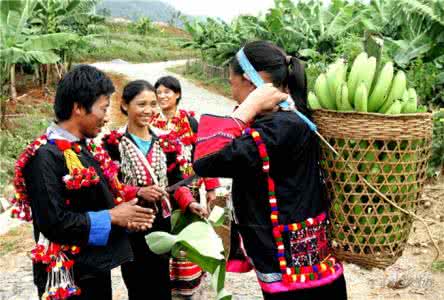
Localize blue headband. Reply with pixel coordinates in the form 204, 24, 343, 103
236, 48, 265, 87
235, 48, 317, 132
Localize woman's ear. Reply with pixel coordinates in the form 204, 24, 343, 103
242, 73, 252, 83
175, 92, 181, 102
242, 74, 256, 92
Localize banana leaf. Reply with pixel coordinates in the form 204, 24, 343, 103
22, 32, 78, 51
146, 207, 231, 299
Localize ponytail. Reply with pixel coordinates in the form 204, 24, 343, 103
231, 41, 311, 118
287, 57, 311, 117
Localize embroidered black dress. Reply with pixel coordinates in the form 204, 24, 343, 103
193, 111, 347, 299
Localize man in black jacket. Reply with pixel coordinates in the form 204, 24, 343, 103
22, 65, 162, 299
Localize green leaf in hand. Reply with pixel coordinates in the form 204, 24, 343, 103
145, 231, 177, 254
173, 243, 221, 273
208, 205, 225, 227
171, 209, 202, 233
176, 221, 225, 260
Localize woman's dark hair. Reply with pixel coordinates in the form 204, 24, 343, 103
230, 40, 310, 116
120, 80, 155, 115
154, 75, 182, 104
54, 65, 115, 121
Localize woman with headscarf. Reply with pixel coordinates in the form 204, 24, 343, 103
193, 41, 347, 300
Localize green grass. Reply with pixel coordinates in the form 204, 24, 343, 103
0, 102, 52, 194
75, 22, 197, 63
432, 260, 444, 272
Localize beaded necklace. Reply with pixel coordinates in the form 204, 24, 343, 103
10, 135, 129, 299
105, 129, 171, 217
119, 135, 167, 188
11, 135, 48, 221
150, 109, 196, 177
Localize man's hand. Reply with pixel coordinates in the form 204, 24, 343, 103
137, 185, 166, 202
109, 199, 155, 229
127, 221, 152, 232
188, 202, 208, 219
206, 190, 217, 204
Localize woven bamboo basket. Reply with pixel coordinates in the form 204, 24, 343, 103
312, 110, 433, 268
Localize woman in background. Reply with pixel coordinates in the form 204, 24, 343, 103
151, 75, 220, 298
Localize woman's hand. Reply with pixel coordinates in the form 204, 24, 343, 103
137, 185, 166, 202
232, 84, 288, 123
188, 202, 208, 219
206, 190, 217, 204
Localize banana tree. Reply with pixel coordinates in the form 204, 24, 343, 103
30, 0, 102, 34
0, 0, 77, 101
29, 0, 104, 80
183, 0, 365, 65
183, 18, 244, 65
361, 0, 444, 67
273, 0, 364, 57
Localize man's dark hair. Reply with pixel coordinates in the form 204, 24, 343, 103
154, 75, 182, 104
121, 80, 155, 115
54, 65, 115, 121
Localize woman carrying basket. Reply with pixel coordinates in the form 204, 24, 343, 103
193, 40, 347, 300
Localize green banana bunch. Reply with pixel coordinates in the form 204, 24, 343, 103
348, 52, 368, 105
315, 73, 336, 110
355, 82, 368, 112
378, 71, 407, 113
368, 62, 394, 112
336, 82, 353, 111
310, 51, 424, 115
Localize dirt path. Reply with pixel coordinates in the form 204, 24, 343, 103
91, 59, 235, 122
0, 60, 442, 300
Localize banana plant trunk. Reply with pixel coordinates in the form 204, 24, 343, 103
10, 64, 17, 102
34, 67, 40, 84
40, 64, 49, 88
0, 96, 6, 129
46, 64, 51, 87
54, 63, 62, 80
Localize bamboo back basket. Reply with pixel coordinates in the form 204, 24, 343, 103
313, 110, 432, 268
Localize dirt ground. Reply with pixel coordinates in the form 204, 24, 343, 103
0, 182, 442, 300
199, 180, 444, 300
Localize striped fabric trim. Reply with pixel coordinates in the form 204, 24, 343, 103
170, 257, 204, 295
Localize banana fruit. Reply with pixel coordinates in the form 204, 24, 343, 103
310, 52, 423, 115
